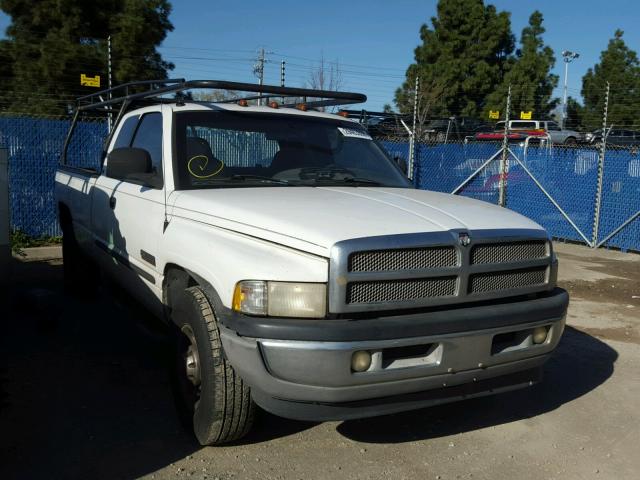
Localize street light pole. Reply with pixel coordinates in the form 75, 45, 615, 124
561, 50, 579, 130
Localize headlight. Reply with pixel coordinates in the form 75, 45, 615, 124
232, 281, 327, 318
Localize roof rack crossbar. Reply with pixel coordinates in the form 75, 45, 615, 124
77, 78, 186, 103
76, 79, 366, 112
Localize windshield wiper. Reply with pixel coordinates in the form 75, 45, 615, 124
311, 176, 383, 186
342, 177, 382, 186
229, 174, 290, 185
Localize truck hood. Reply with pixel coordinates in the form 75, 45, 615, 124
171, 187, 544, 257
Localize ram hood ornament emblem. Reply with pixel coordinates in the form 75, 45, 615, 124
458, 232, 471, 247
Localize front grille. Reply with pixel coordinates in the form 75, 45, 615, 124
469, 267, 547, 294
347, 277, 457, 304
348, 246, 457, 272
471, 241, 547, 264
331, 232, 553, 313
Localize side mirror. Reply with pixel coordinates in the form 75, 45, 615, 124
106, 147, 152, 180
394, 155, 408, 175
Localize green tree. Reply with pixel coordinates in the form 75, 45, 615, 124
382, 103, 394, 113
581, 30, 640, 130
0, 0, 174, 114
485, 11, 558, 119
394, 0, 515, 118
564, 96, 584, 130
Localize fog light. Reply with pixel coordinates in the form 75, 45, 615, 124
532, 326, 548, 344
351, 350, 372, 372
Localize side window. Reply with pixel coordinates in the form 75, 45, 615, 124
511, 121, 536, 129
547, 121, 560, 131
113, 115, 140, 149
131, 112, 163, 178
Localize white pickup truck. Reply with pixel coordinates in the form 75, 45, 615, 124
55, 80, 568, 445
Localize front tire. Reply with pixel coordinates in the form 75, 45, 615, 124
171, 286, 255, 445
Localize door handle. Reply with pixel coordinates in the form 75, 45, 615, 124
109, 196, 116, 210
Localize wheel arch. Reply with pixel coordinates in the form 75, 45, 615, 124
163, 263, 225, 326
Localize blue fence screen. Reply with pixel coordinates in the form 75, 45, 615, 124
402, 141, 640, 252
1, 115, 638, 252
0, 116, 106, 237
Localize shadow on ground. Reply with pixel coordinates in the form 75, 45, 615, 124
0, 259, 310, 480
336, 326, 617, 443
0, 259, 618, 478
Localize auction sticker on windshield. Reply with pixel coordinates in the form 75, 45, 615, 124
338, 126, 372, 140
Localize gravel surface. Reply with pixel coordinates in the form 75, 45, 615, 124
1, 242, 639, 480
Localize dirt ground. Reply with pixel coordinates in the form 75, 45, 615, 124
1, 242, 639, 480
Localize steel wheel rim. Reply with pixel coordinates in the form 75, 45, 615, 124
181, 324, 201, 387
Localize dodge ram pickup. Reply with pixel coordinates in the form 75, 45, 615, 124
55, 80, 568, 445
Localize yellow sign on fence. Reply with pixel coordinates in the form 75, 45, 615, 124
520, 111, 532, 120
80, 74, 101, 88
488, 110, 500, 119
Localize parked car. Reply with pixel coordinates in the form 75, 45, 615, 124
56, 79, 568, 446
585, 128, 640, 148
474, 120, 583, 145
422, 116, 492, 142
366, 114, 410, 137
339, 110, 410, 138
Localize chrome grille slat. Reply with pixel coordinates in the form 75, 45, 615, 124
469, 267, 547, 294
347, 277, 457, 304
349, 246, 457, 272
471, 241, 547, 264
329, 231, 553, 313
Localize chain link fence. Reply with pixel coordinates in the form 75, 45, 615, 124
378, 135, 640, 252
0, 115, 106, 237
1, 108, 639, 252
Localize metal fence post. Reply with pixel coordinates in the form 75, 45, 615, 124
0, 148, 10, 285
408, 76, 419, 181
592, 81, 610, 247
498, 85, 512, 207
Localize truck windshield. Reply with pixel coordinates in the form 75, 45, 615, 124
174, 111, 411, 189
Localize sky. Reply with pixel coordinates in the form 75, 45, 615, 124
1, 0, 639, 111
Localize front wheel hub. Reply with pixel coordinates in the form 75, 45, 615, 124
181, 325, 201, 387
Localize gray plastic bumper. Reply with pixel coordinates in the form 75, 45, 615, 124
220, 309, 566, 420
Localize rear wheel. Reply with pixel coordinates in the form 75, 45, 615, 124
60, 212, 98, 295
171, 286, 255, 445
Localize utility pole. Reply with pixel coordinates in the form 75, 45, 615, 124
280, 60, 286, 104
592, 81, 610, 247
561, 50, 579, 130
498, 85, 512, 208
107, 35, 113, 131
253, 48, 266, 106
407, 76, 419, 181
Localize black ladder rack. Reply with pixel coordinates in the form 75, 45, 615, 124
75, 78, 366, 111
62, 79, 367, 167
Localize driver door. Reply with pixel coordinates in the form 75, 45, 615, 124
91, 108, 167, 307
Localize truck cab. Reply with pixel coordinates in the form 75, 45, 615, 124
55, 80, 568, 445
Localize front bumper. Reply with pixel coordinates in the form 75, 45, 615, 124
218, 288, 568, 421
